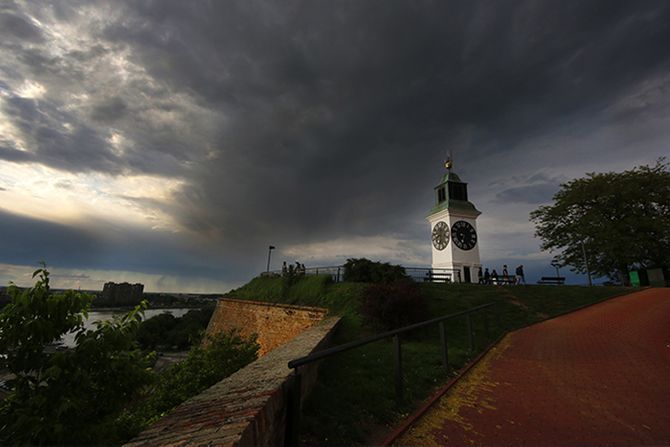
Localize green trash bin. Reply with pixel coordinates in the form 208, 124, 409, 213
629, 271, 640, 287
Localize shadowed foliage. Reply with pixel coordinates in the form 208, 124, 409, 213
531, 159, 670, 283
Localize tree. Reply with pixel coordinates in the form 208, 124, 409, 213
530, 159, 670, 283
0, 265, 154, 445
360, 280, 427, 331
0, 266, 259, 445
116, 331, 258, 439
343, 258, 408, 283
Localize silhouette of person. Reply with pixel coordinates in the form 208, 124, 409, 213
516, 265, 526, 285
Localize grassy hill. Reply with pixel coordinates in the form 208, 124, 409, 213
225, 275, 629, 445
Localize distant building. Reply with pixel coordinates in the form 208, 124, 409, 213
101, 282, 144, 306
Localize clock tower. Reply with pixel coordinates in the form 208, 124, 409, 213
427, 160, 481, 283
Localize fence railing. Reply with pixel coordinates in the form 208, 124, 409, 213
403, 266, 461, 283
267, 265, 345, 282
284, 301, 498, 446
268, 265, 463, 284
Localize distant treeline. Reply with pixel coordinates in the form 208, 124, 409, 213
0, 287, 220, 310
92, 291, 219, 308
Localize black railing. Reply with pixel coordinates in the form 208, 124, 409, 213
284, 301, 497, 446
403, 266, 461, 283
269, 265, 464, 284
268, 265, 345, 282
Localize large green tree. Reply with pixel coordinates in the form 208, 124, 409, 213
530, 159, 670, 282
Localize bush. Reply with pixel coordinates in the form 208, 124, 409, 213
343, 258, 408, 283
0, 266, 256, 445
116, 330, 259, 440
360, 280, 428, 331
136, 313, 178, 349
0, 265, 154, 446
136, 306, 215, 351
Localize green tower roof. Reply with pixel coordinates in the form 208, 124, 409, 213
428, 169, 481, 216
440, 172, 462, 183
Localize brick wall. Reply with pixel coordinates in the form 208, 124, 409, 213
125, 316, 341, 447
205, 298, 329, 356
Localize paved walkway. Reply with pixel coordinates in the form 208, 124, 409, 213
396, 288, 670, 446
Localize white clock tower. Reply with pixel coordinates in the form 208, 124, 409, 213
427, 160, 481, 283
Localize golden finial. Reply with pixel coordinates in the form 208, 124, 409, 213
444, 150, 453, 170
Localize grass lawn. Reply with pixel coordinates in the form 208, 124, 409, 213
225, 275, 630, 445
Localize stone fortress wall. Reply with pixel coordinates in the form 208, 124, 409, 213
205, 298, 329, 356
127, 297, 339, 446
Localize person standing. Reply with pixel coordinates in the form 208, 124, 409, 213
502, 265, 509, 284
483, 268, 491, 285
516, 265, 526, 285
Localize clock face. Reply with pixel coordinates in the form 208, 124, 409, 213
451, 220, 477, 251
432, 221, 450, 250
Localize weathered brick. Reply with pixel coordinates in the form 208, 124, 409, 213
205, 298, 328, 356
126, 316, 340, 447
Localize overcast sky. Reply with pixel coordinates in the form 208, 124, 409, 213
1, 1, 669, 292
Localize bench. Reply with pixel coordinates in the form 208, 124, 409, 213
537, 276, 565, 285
424, 272, 452, 283
490, 276, 516, 285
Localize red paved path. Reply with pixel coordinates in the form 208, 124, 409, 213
396, 288, 670, 446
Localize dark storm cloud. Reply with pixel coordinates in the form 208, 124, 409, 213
491, 172, 567, 204
0, 93, 122, 172
496, 183, 559, 205
0, 10, 44, 42
0, 146, 35, 163
0, 208, 244, 280
2, 0, 670, 285
101, 1, 670, 244
51, 272, 91, 281
90, 97, 128, 123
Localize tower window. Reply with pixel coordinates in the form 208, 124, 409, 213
448, 182, 468, 201
437, 187, 446, 203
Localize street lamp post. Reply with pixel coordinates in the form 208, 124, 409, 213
581, 241, 593, 287
266, 245, 276, 273
551, 260, 560, 278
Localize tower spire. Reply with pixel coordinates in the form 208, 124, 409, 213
444, 150, 453, 172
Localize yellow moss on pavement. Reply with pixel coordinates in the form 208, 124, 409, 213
396, 336, 512, 446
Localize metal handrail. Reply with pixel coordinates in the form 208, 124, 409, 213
284, 301, 497, 446
268, 264, 467, 284
288, 302, 495, 369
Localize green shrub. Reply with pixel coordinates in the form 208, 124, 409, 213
343, 258, 408, 283
116, 331, 259, 439
136, 306, 215, 351
360, 280, 427, 331
136, 313, 178, 349
0, 265, 154, 446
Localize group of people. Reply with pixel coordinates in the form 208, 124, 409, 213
282, 261, 306, 277
479, 264, 526, 285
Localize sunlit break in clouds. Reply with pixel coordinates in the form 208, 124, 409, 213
1, 1, 670, 291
